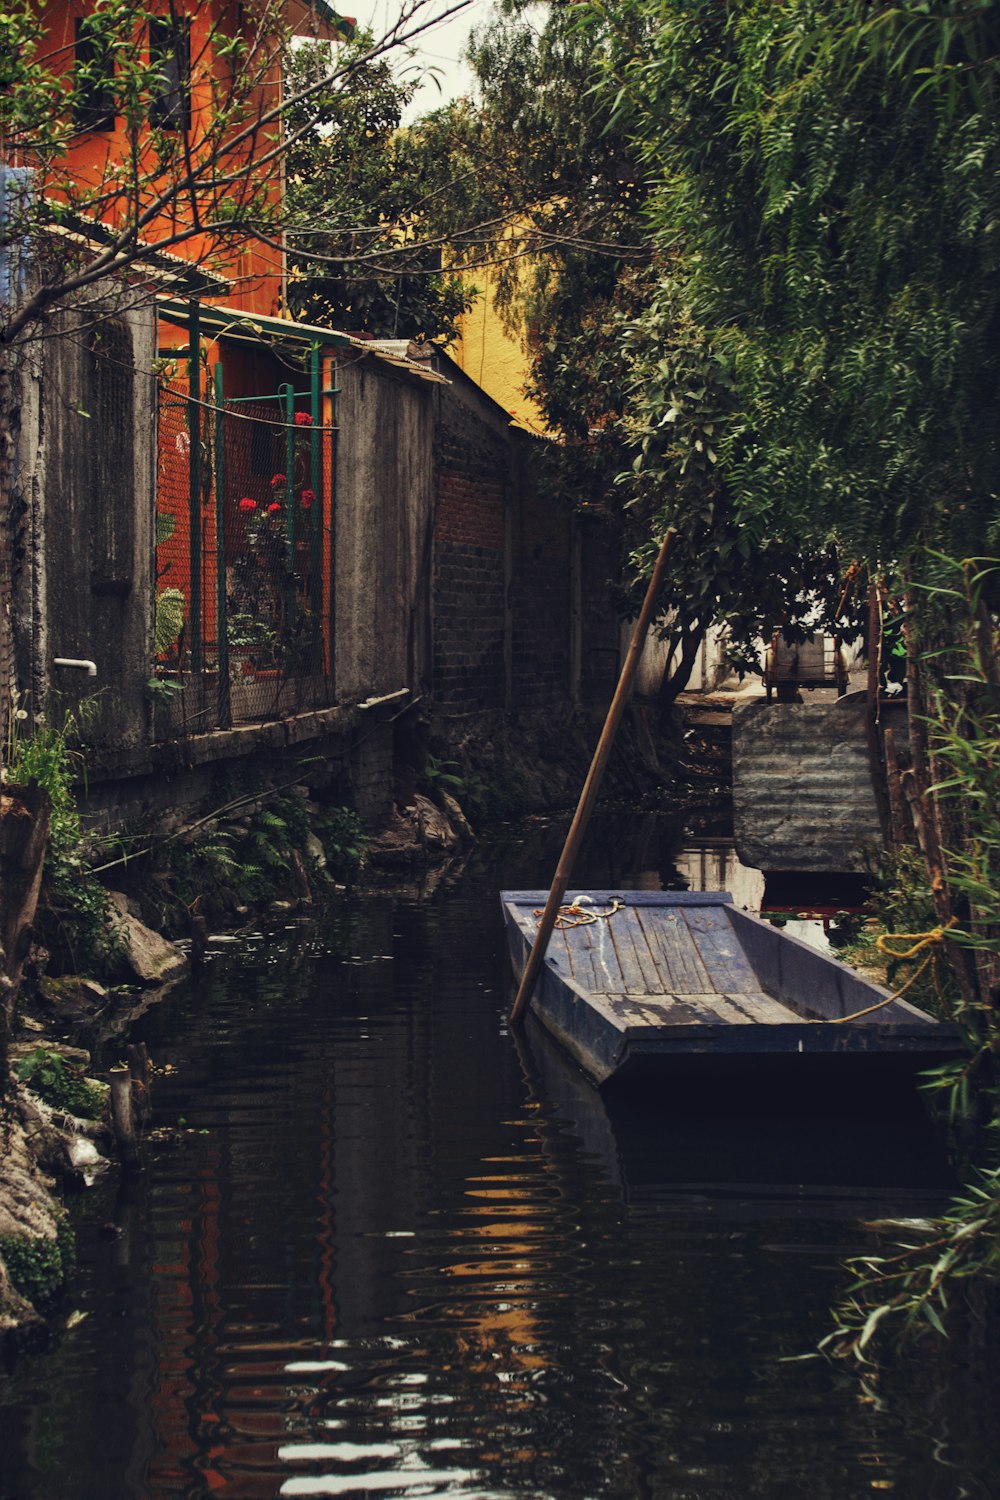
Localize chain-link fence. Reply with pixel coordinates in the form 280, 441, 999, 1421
153, 366, 335, 738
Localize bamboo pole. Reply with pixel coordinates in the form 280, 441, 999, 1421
510, 528, 677, 1025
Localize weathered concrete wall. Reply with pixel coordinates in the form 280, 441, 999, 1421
334, 358, 435, 703
15, 323, 625, 838
635, 622, 732, 700
12, 296, 157, 764
732, 698, 881, 872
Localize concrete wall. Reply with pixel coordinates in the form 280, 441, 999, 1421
334, 357, 436, 703
635, 622, 731, 701
8, 321, 624, 835
12, 295, 157, 766
732, 698, 882, 872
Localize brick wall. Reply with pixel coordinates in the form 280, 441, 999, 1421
508, 470, 573, 712
349, 721, 394, 824
431, 370, 623, 721
578, 514, 622, 704
432, 386, 508, 714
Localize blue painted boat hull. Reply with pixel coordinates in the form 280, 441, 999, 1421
501, 890, 961, 1089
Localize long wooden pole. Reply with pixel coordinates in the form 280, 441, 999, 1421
510, 528, 678, 1025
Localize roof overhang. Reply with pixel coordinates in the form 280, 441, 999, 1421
157, 296, 449, 382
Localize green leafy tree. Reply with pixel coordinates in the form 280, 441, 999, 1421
620, 282, 864, 713
594, 0, 1000, 1343
410, 1, 855, 702
284, 37, 475, 342
601, 0, 1000, 568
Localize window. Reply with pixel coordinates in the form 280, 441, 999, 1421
74, 17, 116, 132
149, 16, 191, 131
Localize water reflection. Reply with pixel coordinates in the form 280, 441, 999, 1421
0, 813, 996, 1500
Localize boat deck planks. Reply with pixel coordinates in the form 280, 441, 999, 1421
682, 906, 761, 995
601, 990, 797, 1028
561, 917, 627, 994
634, 906, 711, 994
607, 911, 663, 993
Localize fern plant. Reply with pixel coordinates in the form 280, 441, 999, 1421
8, 709, 123, 974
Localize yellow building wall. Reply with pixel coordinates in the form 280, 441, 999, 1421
450, 272, 548, 435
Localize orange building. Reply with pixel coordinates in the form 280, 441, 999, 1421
17, 0, 370, 717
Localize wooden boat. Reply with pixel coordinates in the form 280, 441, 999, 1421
519, 1010, 956, 1217
501, 890, 960, 1090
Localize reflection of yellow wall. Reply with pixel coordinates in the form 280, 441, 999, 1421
451, 270, 548, 435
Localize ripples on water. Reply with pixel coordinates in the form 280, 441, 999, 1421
2, 822, 1000, 1499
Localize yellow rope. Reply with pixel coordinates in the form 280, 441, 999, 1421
533, 898, 625, 930
821, 917, 958, 1024
875, 918, 958, 963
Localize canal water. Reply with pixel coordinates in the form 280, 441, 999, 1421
2, 814, 998, 1498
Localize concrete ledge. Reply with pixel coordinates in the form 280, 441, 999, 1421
733, 698, 881, 873
89, 704, 362, 782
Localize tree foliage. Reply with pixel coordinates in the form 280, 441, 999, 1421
0, 0, 471, 345
426, 0, 865, 699
601, 0, 1000, 570
284, 39, 475, 343
589, 0, 1000, 1348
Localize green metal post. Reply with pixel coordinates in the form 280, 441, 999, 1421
310, 344, 322, 668
188, 303, 203, 673
281, 382, 297, 643
214, 362, 230, 729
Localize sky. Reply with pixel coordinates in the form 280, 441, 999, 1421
347, 0, 495, 119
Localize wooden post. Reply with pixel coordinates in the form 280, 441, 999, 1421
127, 1043, 152, 1125
883, 725, 911, 849
509, 528, 677, 1025
864, 578, 890, 843
110, 1069, 142, 1172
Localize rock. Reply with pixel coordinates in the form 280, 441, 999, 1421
106, 893, 189, 987
34, 976, 107, 1019
10, 1039, 91, 1069
65, 1137, 108, 1187
0, 1116, 67, 1337
413, 793, 459, 852
366, 807, 431, 869
305, 830, 327, 870
438, 791, 474, 841
0, 1258, 42, 1341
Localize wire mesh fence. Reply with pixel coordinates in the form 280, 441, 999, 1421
154, 366, 335, 738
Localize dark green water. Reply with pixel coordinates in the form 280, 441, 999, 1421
2, 817, 998, 1499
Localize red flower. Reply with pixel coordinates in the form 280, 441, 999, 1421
271, 472, 287, 487
300, 488, 316, 508
294, 412, 312, 427
267, 501, 282, 514
239, 497, 256, 512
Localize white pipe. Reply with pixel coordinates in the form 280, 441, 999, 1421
53, 657, 97, 677
357, 688, 409, 711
